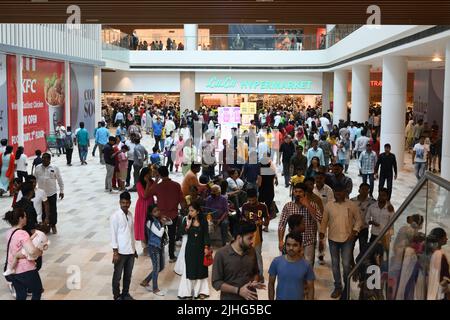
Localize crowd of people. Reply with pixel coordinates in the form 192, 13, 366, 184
1, 100, 448, 301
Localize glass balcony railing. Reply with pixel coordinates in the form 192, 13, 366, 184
102, 42, 130, 63
101, 24, 362, 55
326, 24, 363, 47
346, 172, 450, 300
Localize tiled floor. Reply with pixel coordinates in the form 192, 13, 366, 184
0, 133, 447, 300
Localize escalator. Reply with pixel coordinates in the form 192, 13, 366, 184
346, 172, 450, 300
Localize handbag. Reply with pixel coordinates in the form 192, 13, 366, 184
203, 247, 213, 267
4, 228, 20, 282
36, 222, 51, 235
269, 201, 279, 219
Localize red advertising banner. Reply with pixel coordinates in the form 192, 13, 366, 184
7, 55, 65, 156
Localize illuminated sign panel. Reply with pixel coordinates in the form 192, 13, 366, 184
196, 73, 323, 94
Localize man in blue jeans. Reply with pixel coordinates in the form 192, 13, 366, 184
75, 122, 90, 165
319, 185, 362, 299
95, 121, 110, 165
358, 142, 377, 197
412, 136, 429, 181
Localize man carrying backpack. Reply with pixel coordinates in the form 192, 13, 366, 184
64, 126, 75, 166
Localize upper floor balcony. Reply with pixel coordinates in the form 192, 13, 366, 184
101, 25, 436, 70
101, 24, 361, 63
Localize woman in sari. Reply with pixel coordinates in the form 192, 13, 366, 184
0, 146, 15, 196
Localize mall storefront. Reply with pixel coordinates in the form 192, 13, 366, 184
101, 70, 324, 112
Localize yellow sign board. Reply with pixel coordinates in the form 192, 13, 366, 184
240, 102, 257, 115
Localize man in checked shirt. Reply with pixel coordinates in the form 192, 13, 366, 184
278, 183, 322, 266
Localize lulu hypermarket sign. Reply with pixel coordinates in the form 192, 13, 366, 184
205, 76, 313, 90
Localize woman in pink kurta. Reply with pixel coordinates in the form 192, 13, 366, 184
134, 167, 154, 249
174, 135, 184, 172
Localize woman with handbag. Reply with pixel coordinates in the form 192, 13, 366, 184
3, 207, 43, 300
178, 202, 211, 299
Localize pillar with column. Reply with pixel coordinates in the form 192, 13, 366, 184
184, 24, 198, 51
333, 69, 348, 125
380, 56, 407, 170
94, 66, 102, 127
322, 72, 333, 114
64, 61, 71, 128
16, 54, 24, 147
351, 65, 370, 123
180, 72, 197, 115
441, 42, 450, 181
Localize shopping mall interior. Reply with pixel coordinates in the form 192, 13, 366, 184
0, 1, 449, 306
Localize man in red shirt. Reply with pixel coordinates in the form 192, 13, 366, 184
150, 166, 186, 262
285, 121, 295, 137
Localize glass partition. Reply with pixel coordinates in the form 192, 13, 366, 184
102, 42, 130, 63
347, 172, 450, 300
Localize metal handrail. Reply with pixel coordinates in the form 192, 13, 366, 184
345, 171, 450, 299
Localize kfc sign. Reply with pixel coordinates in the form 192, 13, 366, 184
22, 79, 37, 93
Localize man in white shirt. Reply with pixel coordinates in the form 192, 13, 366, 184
274, 112, 282, 128
56, 122, 67, 155
17, 175, 49, 224
259, 112, 267, 127
306, 116, 314, 129
257, 135, 270, 161
412, 136, 429, 180
348, 123, 358, 157
313, 172, 334, 208
319, 115, 330, 132
164, 116, 176, 138
111, 191, 137, 300
34, 153, 64, 234
313, 171, 334, 265
354, 129, 370, 159
365, 188, 395, 243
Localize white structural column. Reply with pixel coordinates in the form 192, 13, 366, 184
380, 56, 407, 170
322, 72, 333, 113
94, 67, 102, 126
16, 54, 24, 147
64, 61, 71, 127
184, 24, 198, 51
442, 42, 450, 180
333, 70, 348, 125
180, 72, 196, 114
351, 65, 371, 123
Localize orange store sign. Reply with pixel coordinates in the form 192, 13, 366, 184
370, 80, 382, 87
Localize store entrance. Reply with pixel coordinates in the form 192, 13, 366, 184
200, 93, 322, 110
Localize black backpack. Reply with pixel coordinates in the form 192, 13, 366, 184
64, 133, 74, 149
